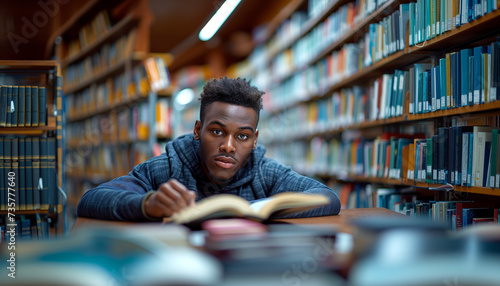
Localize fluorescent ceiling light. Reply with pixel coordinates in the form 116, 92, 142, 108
199, 0, 242, 41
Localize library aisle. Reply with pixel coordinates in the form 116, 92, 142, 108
1, 0, 500, 285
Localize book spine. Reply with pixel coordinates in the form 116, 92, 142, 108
6, 86, 12, 127
25, 86, 31, 126
18, 138, 26, 211
18, 86, 25, 126
3, 138, 12, 211
0, 139, 4, 211
31, 86, 39, 127
40, 138, 49, 210
32, 137, 40, 210
39, 86, 47, 126
25, 138, 33, 210
12, 86, 18, 127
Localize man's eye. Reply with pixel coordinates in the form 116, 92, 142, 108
212, 130, 222, 136
238, 134, 249, 140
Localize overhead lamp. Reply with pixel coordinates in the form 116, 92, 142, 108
199, 0, 242, 41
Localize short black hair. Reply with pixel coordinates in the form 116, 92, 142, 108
199, 77, 264, 123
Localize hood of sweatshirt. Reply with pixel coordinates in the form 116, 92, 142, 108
171, 134, 266, 189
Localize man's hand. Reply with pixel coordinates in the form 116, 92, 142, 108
144, 179, 196, 218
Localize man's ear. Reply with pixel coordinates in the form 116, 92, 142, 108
253, 129, 259, 149
193, 120, 202, 140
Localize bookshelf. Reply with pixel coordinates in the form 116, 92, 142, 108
52, 0, 171, 223
231, 0, 500, 227
0, 60, 64, 240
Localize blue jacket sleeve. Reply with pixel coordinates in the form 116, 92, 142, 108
258, 158, 341, 218
77, 161, 157, 221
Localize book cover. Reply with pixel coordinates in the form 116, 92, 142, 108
12, 86, 18, 127
32, 137, 41, 209
31, 86, 39, 127
40, 138, 49, 210
3, 138, 12, 211
18, 86, 25, 126
47, 137, 57, 206
0, 139, 4, 210
490, 129, 498, 188
0, 86, 6, 127
6, 86, 12, 127
18, 138, 26, 211
472, 126, 493, 186
25, 86, 31, 127
438, 127, 450, 184
39, 86, 47, 126
468, 132, 474, 186
25, 137, 33, 210
460, 49, 472, 106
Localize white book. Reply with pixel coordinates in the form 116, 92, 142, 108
473, 128, 493, 187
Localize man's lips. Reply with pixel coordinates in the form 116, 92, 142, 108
214, 156, 236, 168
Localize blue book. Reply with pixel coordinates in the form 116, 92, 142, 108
439, 58, 447, 109
473, 46, 483, 104
409, 2, 415, 46
460, 49, 472, 106
12, 86, 18, 127
435, 65, 441, 110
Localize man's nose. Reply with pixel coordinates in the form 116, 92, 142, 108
220, 135, 236, 153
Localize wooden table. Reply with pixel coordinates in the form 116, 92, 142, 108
73, 207, 404, 233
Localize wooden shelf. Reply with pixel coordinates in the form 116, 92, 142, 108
61, 14, 138, 68
0, 60, 58, 70
64, 57, 128, 95
67, 92, 148, 122
266, 100, 500, 144
0, 205, 63, 215
0, 118, 57, 134
324, 174, 500, 196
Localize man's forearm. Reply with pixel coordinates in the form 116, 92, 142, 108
77, 188, 147, 221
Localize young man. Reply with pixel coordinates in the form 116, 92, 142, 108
77, 77, 341, 221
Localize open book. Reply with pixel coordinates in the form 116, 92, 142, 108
165, 192, 330, 225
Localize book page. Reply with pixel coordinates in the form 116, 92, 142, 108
249, 198, 275, 213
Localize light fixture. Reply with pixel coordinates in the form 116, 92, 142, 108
199, 0, 242, 41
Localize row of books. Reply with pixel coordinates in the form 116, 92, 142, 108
0, 85, 47, 127
336, 182, 500, 230
409, 0, 498, 47
410, 40, 500, 114
0, 137, 57, 211
261, 1, 499, 114
66, 101, 151, 148
265, 127, 500, 188
63, 29, 136, 91
66, 10, 113, 59
262, 39, 500, 134
65, 141, 151, 182
409, 126, 500, 187
0, 214, 52, 242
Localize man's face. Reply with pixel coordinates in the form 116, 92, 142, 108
193, 102, 259, 184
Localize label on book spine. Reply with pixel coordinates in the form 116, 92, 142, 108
496, 175, 499, 188
491, 176, 495, 188
441, 97, 446, 109
474, 90, 480, 104
491, 87, 497, 101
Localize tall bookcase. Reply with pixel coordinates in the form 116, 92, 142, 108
231, 0, 500, 226
52, 0, 172, 223
0, 60, 64, 240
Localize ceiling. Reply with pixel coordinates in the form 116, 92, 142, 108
0, 0, 289, 73
148, 0, 288, 72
